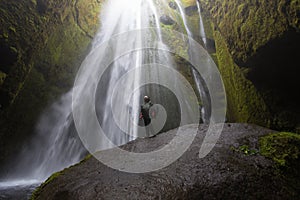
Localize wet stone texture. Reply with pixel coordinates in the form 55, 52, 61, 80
33, 124, 299, 200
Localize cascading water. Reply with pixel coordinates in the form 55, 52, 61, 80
196, 0, 207, 47
174, 0, 211, 122
0, 92, 87, 199
74, 0, 183, 150
0, 0, 211, 198
9, 91, 86, 181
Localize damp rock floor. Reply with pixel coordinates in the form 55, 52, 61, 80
33, 124, 299, 200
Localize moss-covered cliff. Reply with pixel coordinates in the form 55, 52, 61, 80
157, 0, 299, 130
0, 0, 102, 165
213, 30, 270, 125
198, 0, 300, 131
200, 0, 299, 65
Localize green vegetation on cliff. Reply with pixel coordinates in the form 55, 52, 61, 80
0, 0, 102, 165
198, 0, 300, 130
199, 0, 300, 65
0, 0, 101, 108
213, 30, 270, 125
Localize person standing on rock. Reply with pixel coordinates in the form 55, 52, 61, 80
140, 96, 155, 137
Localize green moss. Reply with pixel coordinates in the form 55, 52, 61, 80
259, 132, 300, 166
77, 0, 102, 36
200, 9, 214, 41
161, 26, 189, 59
9, 46, 18, 54
213, 29, 270, 125
209, 53, 218, 65
162, 2, 269, 124
0, 0, 102, 108
0, 0, 102, 165
181, 0, 196, 7
37, 16, 93, 89
30, 155, 91, 200
8, 26, 16, 33
75, 154, 92, 166
231, 145, 259, 155
199, 0, 299, 64
30, 171, 64, 200
197, 0, 300, 130
30, 0, 37, 6
0, 71, 7, 86
186, 12, 199, 35
3, 32, 8, 39
160, 23, 175, 30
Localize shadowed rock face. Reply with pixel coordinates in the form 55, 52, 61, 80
246, 30, 300, 130
32, 124, 299, 200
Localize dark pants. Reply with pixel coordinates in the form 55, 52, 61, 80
143, 117, 151, 126
143, 117, 153, 137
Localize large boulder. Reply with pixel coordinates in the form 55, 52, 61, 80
160, 15, 176, 25
32, 124, 299, 199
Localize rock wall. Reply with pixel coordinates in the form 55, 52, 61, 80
198, 0, 300, 130
213, 30, 270, 125
0, 0, 102, 165
200, 0, 299, 65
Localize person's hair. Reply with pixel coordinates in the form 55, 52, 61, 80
144, 96, 150, 103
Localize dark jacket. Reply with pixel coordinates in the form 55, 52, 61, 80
141, 101, 153, 125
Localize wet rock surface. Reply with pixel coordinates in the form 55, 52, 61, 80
185, 6, 198, 16
160, 15, 176, 25
33, 124, 299, 199
168, 2, 177, 10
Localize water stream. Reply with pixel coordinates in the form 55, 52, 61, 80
0, 0, 211, 198
196, 0, 207, 47
174, 0, 211, 122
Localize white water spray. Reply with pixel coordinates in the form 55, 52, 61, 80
0, 92, 86, 185
0, 0, 211, 189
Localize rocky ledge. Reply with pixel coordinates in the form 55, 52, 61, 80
32, 124, 299, 200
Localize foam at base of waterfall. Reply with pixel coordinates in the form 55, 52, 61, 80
0, 179, 41, 188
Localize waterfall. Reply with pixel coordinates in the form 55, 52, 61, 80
75, 0, 179, 148
0, 0, 210, 189
196, 0, 207, 47
174, 0, 192, 36
174, 0, 211, 122
0, 92, 86, 185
